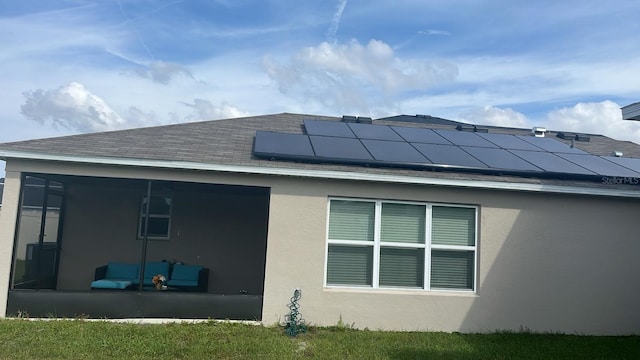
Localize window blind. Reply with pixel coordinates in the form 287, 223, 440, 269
328, 200, 375, 241
430, 250, 474, 289
379, 247, 424, 287
381, 203, 425, 244
432, 206, 475, 246
327, 245, 373, 286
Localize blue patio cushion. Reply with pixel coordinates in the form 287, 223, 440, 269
170, 264, 202, 281
140, 262, 170, 286
167, 279, 198, 287
105, 262, 138, 281
91, 279, 132, 289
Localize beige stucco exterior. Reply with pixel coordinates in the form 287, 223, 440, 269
1, 159, 639, 334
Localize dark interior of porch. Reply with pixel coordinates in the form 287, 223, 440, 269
7, 173, 270, 320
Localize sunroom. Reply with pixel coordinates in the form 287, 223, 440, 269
6, 173, 270, 320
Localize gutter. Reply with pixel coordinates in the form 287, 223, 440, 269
1, 149, 639, 198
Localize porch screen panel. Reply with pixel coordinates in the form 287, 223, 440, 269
430, 250, 474, 289
328, 200, 374, 241
431, 206, 475, 246
379, 247, 424, 287
380, 203, 425, 244
327, 245, 372, 286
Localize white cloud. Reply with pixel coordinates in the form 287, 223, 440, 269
263, 39, 458, 114
419, 29, 451, 36
458, 106, 529, 128
133, 61, 195, 84
127, 106, 161, 127
543, 101, 640, 143
20, 82, 126, 133
180, 99, 250, 121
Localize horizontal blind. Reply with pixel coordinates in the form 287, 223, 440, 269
327, 245, 373, 286
329, 200, 375, 241
431, 250, 474, 290
379, 247, 424, 287
432, 206, 475, 246
381, 203, 425, 244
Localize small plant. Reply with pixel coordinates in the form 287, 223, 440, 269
333, 314, 355, 331
14, 310, 29, 319
284, 288, 306, 337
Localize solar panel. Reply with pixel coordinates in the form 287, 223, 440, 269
413, 143, 488, 168
304, 120, 356, 138
461, 147, 541, 171
510, 150, 595, 175
601, 156, 640, 175
477, 133, 543, 151
556, 154, 640, 177
309, 136, 373, 161
254, 131, 314, 158
362, 140, 430, 163
348, 123, 404, 141
253, 120, 630, 183
435, 130, 499, 148
391, 126, 452, 144
517, 136, 588, 154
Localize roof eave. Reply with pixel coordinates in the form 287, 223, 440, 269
1, 149, 639, 198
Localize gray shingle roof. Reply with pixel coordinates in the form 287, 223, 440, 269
1, 112, 640, 191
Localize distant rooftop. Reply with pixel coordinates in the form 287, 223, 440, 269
622, 102, 640, 121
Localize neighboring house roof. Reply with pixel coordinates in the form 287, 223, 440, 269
1, 113, 640, 196
622, 101, 640, 121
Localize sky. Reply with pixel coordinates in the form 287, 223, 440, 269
1, 0, 640, 177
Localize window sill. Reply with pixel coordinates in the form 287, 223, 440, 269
323, 286, 477, 297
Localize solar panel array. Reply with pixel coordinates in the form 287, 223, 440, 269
253, 119, 640, 182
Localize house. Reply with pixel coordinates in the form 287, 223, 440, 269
0, 113, 639, 335
622, 101, 640, 121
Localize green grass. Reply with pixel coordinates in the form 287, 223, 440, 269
0, 319, 638, 359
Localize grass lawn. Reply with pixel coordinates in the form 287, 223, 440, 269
0, 319, 638, 359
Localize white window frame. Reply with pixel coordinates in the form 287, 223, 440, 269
138, 195, 172, 240
324, 197, 477, 292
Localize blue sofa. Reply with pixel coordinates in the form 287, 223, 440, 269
90, 261, 208, 292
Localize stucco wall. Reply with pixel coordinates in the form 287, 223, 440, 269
0, 171, 21, 313
263, 178, 640, 335
1, 159, 639, 334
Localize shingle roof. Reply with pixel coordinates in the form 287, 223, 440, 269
1, 112, 640, 191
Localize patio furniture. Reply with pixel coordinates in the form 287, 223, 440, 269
90, 261, 208, 292
167, 264, 209, 292
90, 261, 170, 289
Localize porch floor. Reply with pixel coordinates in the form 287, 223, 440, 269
6, 290, 263, 320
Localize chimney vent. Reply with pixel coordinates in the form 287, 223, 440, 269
532, 127, 547, 137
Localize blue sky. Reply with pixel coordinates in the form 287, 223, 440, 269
1, 0, 640, 176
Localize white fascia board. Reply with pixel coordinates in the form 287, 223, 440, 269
1, 150, 640, 198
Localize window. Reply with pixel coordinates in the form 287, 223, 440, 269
326, 199, 476, 291
138, 196, 172, 239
